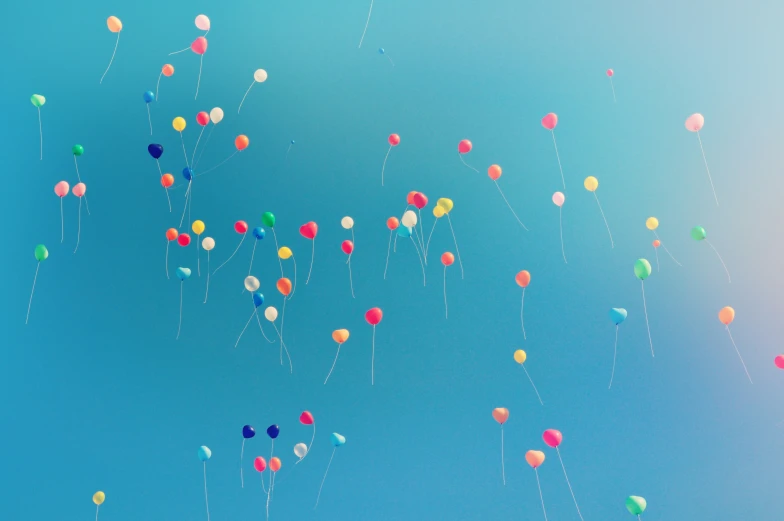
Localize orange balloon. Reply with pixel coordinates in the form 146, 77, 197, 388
235, 135, 250, 151
515, 270, 531, 288
652, 240, 661, 248
406, 191, 418, 205
492, 407, 509, 425
269, 457, 281, 472
441, 252, 455, 266
161, 173, 174, 188
332, 329, 350, 344
162, 64, 175, 77
386, 217, 399, 230
166, 228, 178, 241
488, 164, 502, 181
107, 16, 123, 33
276, 278, 292, 296
718, 306, 735, 325
525, 450, 545, 468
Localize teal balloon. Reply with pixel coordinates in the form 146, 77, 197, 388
176, 267, 192, 281
625, 496, 647, 515
609, 308, 627, 325
633, 259, 652, 280
690, 226, 707, 241
72, 144, 84, 156
396, 226, 412, 238
330, 432, 346, 447
198, 446, 212, 461
261, 212, 276, 228
34, 244, 49, 262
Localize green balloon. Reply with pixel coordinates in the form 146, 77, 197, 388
634, 259, 652, 280
72, 144, 84, 156
625, 496, 647, 515
34, 244, 49, 262
30, 94, 46, 107
690, 226, 706, 241
261, 212, 276, 228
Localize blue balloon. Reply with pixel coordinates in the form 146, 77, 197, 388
198, 446, 212, 461
378, 48, 385, 54
242, 425, 256, 439
330, 432, 346, 447
396, 226, 412, 238
609, 308, 628, 325
252, 292, 265, 308
290, 140, 295, 145
182, 167, 193, 181
143, 91, 155, 103
266, 424, 280, 439
148, 144, 164, 159
253, 227, 266, 240
176, 267, 192, 281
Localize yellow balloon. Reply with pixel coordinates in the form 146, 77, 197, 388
172, 117, 186, 132
433, 206, 445, 218
646, 217, 659, 231
437, 198, 454, 214
93, 491, 105, 505
513, 349, 527, 364
583, 176, 598, 192
278, 247, 293, 260
192, 220, 205, 235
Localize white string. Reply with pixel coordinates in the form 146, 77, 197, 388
272, 229, 284, 278
551, 131, 566, 189
324, 344, 342, 384
155, 72, 163, 100
147, 104, 153, 135
235, 310, 257, 348
357, 0, 374, 48
556, 447, 584, 521
168, 46, 190, 55
458, 153, 479, 173
443, 266, 448, 319
558, 207, 567, 263
494, 180, 529, 230
179, 132, 190, 169
194, 125, 215, 169
191, 126, 206, 165
726, 326, 753, 383
196, 235, 201, 276
238, 81, 255, 113
409, 236, 426, 286
38, 108, 43, 160
285, 143, 293, 164
179, 182, 191, 228
254, 311, 276, 343
314, 447, 336, 509
177, 282, 184, 340
203, 461, 211, 521
593, 192, 613, 248
240, 438, 246, 488
500, 427, 506, 485
697, 132, 719, 206
380, 145, 392, 186
641, 281, 654, 357
195, 54, 203, 100
95, 504, 100, 521
73, 157, 90, 215
289, 256, 298, 298
520, 289, 526, 340
653, 231, 681, 266
654, 246, 660, 272
424, 219, 438, 257
213, 234, 246, 275
534, 468, 548, 521
383, 230, 394, 279
446, 215, 464, 279
203, 251, 210, 303
371, 325, 376, 385
74, 198, 82, 254
306, 239, 315, 284
522, 365, 544, 405
413, 225, 426, 264
608, 325, 618, 389
26, 262, 40, 325
164, 186, 172, 212
60, 198, 64, 243
99, 32, 120, 84
347, 258, 356, 298
165, 242, 170, 279
417, 209, 427, 262
272, 322, 293, 373
386, 55, 395, 66
705, 240, 731, 283
609, 77, 616, 102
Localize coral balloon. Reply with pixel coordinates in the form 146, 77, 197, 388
178, 233, 191, 246
541, 113, 558, 130
235, 135, 250, 151
526, 450, 545, 468
107, 16, 122, 32
388, 134, 400, 146
162, 64, 174, 76
54, 181, 69, 197
386, 217, 399, 230
406, 191, 418, 205
775, 355, 784, 369
332, 329, 350, 343
718, 306, 735, 325
365, 307, 383, 325
606, 69, 614, 77
653, 239, 661, 248
492, 408, 509, 425
441, 252, 454, 266
488, 164, 502, 180
277, 277, 292, 296
543, 429, 562, 447
269, 457, 281, 472
515, 270, 531, 288
166, 228, 178, 241
457, 140, 472, 154
161, 174, 174, 188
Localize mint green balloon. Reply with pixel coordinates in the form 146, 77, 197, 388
72, 144, 84, 156
261, 212, 276, 228
634, 259, 651, 280
34, 244, 49, 262
30, 94, 46, 107
625, 496, 647, 515
690, 226, 706, 241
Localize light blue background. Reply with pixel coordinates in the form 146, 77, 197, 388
2, 0, 783, 520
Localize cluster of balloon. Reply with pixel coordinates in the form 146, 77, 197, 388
340, 216, 356, 298
608, 308, 628, 389
299, 222, 318, 284
265, 306, 292, 373
515, 270, 531, 339
542, 113, 566, 189
513, 350, 544, 405
441, 252, 455, 318
235, 277, 261, 348
634, 259, 655, 357
202, 236, 215, 302
314, 433, 346, 509
175, 267, 192, 339
491, 408, 509, 485
100, 16, 122, 84
278, 248, 297, 298
240, 425, 256, 487
156, 64, 175, 100
238, 69, 268, 113
380, 133, 400, 185
401, 209, 426, 285
72, 145, 90, 215
197, 446, 212, 521
26, 245, 49, 324
212, 221, 249, 282
325, 329, 350, 384
552, 192, 567, 263
166, 15, 210, 96
718, 307, 752, 383
606, 69, 616, 102
378, 47, 395, 66
691, 226, 731, 283
584, 176, 614, 248
92, 491, 106, 520
525, 450, 548, 521
30, 94, 45, 159
297, 411, 316, 463
365, 307, 383, 385
54, 182, 69, 242
645, 217, 681, 271
192, 220, 206, 275
143, 91, 155, 134
543, 429, 585, 521
72, 182, 87, 253
685, 113, 718, 206
626, 496, 647, 520
457, 139, 479, 173
194, 108, 225, 169
487, 165, 528, 230
383, 217, 399, 279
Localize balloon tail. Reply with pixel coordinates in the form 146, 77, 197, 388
272, 229, 284, 278
254, 312, 276, 343
346, 228, 355, 264
99, 32, 120, 84
73, 157, 91, 216
410, 236, 426, 286
653, 232, 682, 266
96, 504, 100, 521
500, 427, 506, 485
194, 125, 215, 169
280, 297, 286, 343
260, 471, 268, 494
383, 230, 393, 279
272, 322, 293, 373
195, 55, 203, 100
593, 192, 613, 248
551, 131, 566, 190
38, 108, 43, 160
522, 365, 544, 405
176, 282, 183, 339
654, 246, 660, 272
147, 104, 153, 135
155, 72, 162, 100
534, 468, 548, 521
314, 447, 336, 509
357, 0, 374, 48
179, 182, 191, 228
25, 262, 40, 325
446, 215, 464, 279
192, 126, 206, 165
555, 447, 584, 521
164, 186, 172, 212
413, 225, 426, 265
203, 252, 211, 303
443, 266, 448, 319
74, 198, 82, 254
168, 46, 190, 55
238, 81, 255, 114
324, 344, 342, 384
235, 310, 257, 348
641, 281, 654, 357
696, 132, 719, 206
726, 326, 753, 383
285, 143, 292, 164
289, 256, 298, 299
213, 234, 246, 276
494, 180, 529, 230
203, 461, 211, 521
60, 198, 64, 243
306, 239, 315, 285
520, 288, 526, 340
705, 239, 731, 283
371, 325, 376, 385
558, 207, 567, 264
417, 209, 427, 262
387, 55, 395, 66
165, 242, 170, 279
180, 132, 190, 169
394, 233, 398, 253
609, 325, 618, 389
347, 258, 356, 298
197, 237, 201, 276
240, 438, 246, 488
424, 218, 438, 258
458, 152, 480, 173
380, 145, 392, 186
609, 77, 616, 102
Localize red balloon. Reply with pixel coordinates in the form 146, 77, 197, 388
299, 411, 314, 425
386, 217, 399, 230
365, 307, 383, 325
543, 429, 563, 448
234, 221, 248, 234
458, 139, 472, 154
413, 192, 428, 209
161, 174, 174, 188
406, 191, 418, 205
178, 233, 191, 246
191, 37, 208, 55
299, 221, 318, 240
388, 134, 400, 146
441, 252, 455, 266
341, 240, 354, 255
253, 457, 267, 472
196, 111, 210, 126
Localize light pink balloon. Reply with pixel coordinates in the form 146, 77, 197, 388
552, 192, 565, 207
685, 113, 704, 132
541, 113, 558, 130
195, 14, 211, 31
73, 183, 86, 197
775, 355, 784, 369
54, 181, 70, 198
606, 69, 614, 77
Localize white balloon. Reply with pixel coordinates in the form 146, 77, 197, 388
253, 69, 268, 83
202, 237, 215, 251
401, 210, 417, 228
264, 306, 278, 322
293, 443, 308, 458
244, 276, 260, 292
341, 216, 354, 229
209, 107, 224, 124
195, 14, 211, 31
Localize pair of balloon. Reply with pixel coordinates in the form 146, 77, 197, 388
243, 276, 292, 296
523, 430, 564, 469
330, 311, 383, 342
253, 456, 281, 472
406, 191, 428, 209
54, 181, 86, 198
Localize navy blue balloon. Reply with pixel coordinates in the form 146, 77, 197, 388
266, 424, 280, 439
252, 292, 265, 308
143, 91, 155, 103
242, 425, 256, 439
253, 227, 266, 240
378, 48, 385, 55
182, 167, 193, 181
148, 144, 164, 159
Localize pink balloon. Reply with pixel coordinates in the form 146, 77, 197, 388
191, 37, 208, 55
685, 113, 704, 132
543, 429, 562, 448
195, 14, 211, 31
54, 181, 70, 198
541, 113, 558, 130
73, 183, 86, 197
775, 355, 784, 369
606, 69, 614, 77
552, 192, 565, 207
458, 139, 472, 154
253, 457, 267, 472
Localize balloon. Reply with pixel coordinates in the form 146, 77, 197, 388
192, 220, 205, 235
176, 267, 192, 280
690, 226, 707, 241
195, 14, 210, 31
341, 240, 354, 255
253, 457, 267, 472
243, 425, 256, 439
191, 37, 208, 55
166, 228, 178, 241
584, 176, 598, 192
552, 192, 565, 207
513, 349, 527, 364
441, 252, 454, 266
34, 244, 48, 261
30, 94, 46, 107
433, 206, 445, 218
652, 240, 661, 248
365, 307, 383, 325
378, 48, 385, 54
300, 222, 318, 239
198, 446, 212, 461
401, 210, 417, 227
437, 198, 453, 213
645, 217, 659, 230
54, 181, 69, 197
515, 270, 531, 288
278, 247, 293, 259
269, 457, 281, 472
406, 191, 418, 205
162, 64, 174, 77
172, 117, 186, 132
300, 411, 315, 425
143, 91, 155, 103
290, 140, 296, 145
235, 221, 249, 234
161, 174, 174, 188
196, 112, 210, 126
332, 329, 350, 343
72, 144, 84, 156
107, 16, 122, 32
543, 429, 562, 448
526, 450, 545, 468
458, 139, 472, 154
72, 183, 86, 197
210, 107, 224, 124
396, 226, 412, 238
606, 69, 614, 77
625, 496, 647, 515
235, 135, 249, 151
718, 306, 735, 325
182, 168, 193, 181
277, 278, 292, 296
634, 259, 652, 280
252, 292, 264, 308
253, 227, 266, 240
178, 234, 191, 246
264, 307, 278, 321
253, 69, 268, 83
492, 408, 509, 425
341, 216, 354, 229
93, 491, 105, 505
388, 134, 400, 146
609, 308, 628, 325
413, 192, 428, 209
294, 443, 308, 458
774, 355, 784, 369
267, 425, 280, 439
245, 276, 260, 292
386, 217, 399, 230
488, 164, 502, 180
330, 433, 346, 446
685, 113, 704, 132
541, 113, 558, 130
202, 237, 215, 250
261, 212, 276, 228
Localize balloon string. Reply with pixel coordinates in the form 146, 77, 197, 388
522, 365, 544, 405
347, 258, 356, 298
73, 157, 90, 216
240, 438, 246, 488
235, 309, 257, 348
156, 159, 163, 178
697, 131, 719, 206
726, 326, 753, 383
26, 262, 40, 325
254, 311, 275, 343
271, 229, 284, 278
195, 54, 203, 100
238, 81, 255, 114
551, 131, 566, 190
165, 242, 170, 279
446, 215, 464, 279
168, 46, 190, 55
593, 192, 614, 248
306, 240, 315, 285
147, 104, 153, 136
96, 504, 100, 521
203, 252, 211, 303
386, 55, 395, 66
520, 288, 526, 340
558, 207, 567, 264
346, 229, 355, 264
357, 0, 374, 48
60, 198, 64, 243
177, 282, 183, 340
164, 187, 172, 212
609, 325, 618, 389
458, 153, 479, 173
705, 240, 731, 283
280, 297, 287, 345
609, 77, 616, 102
192, 126, 206, 165
393, 233, 398, 253
289, 256, 298, 298
179, 182, 191, 228
314, 447, 336, 509
285, 143, 292, 164
494, 180, 529, 230
641, 281, 654, 357
413, 226, 426, 265
38, 108, 43, 160
203, 461, 211, 521
443, 266, 448, 319
556, 447, 584, 521
324, 344, 342, 384
534, 468, 548, 521
155, 72, 163, 101
653, 231, 681, 266
424, 218, 438, 258
197, 150, 240, 178
260, 470, 268, 494
654, 246, 660, 272
213, 234, 246, 275
417, 209, 427, 263
194, 125, 215, 169
371, 325, 376, 386
99, 32, 120, 84
380, 145, 392, 186
383, 230, 393, 279
189, 177, 193, 225
197, 236, 201, 276
500, 427, 506, 485
179, 131, 190, 169
272, 322, 293, 373
409, 236, 426, 286
74, 198, 82, 254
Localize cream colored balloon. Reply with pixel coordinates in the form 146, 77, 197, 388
264, 306, 278, 321
244, 276, 260, 292
294, 443, 308, 458
401, 210, 417, 227
209, 107, 224, 124
254, 69, 268, 83
202, 237, 215, 251
341, 216, 354, 229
